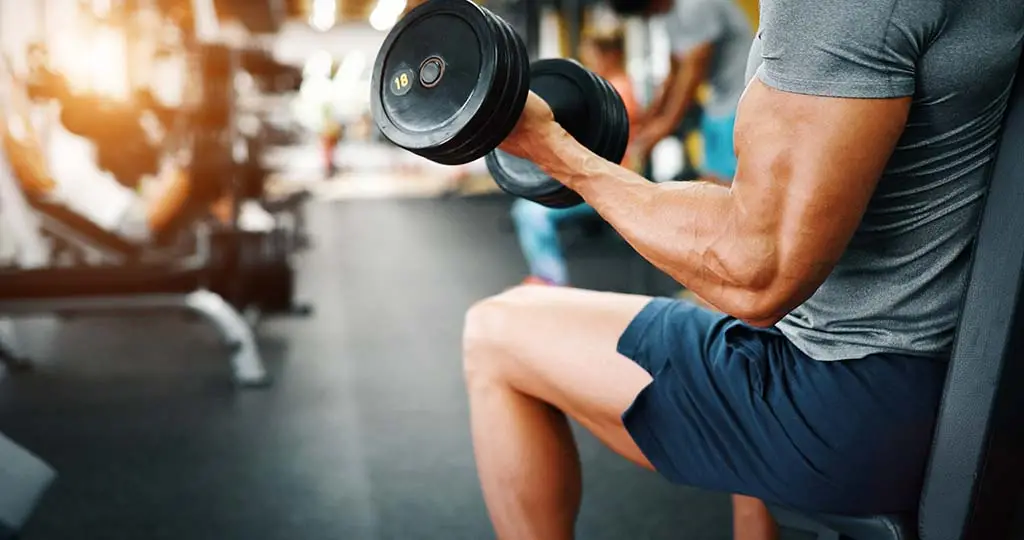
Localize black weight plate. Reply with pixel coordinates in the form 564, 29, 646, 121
605, 75, 631, 162
480, 12, 531, 158
420, 4, 510, 163
587, 72, 622, 164
486, 59, 605, 205
594, 74, 629, 165
486, 152, 584, 207
533, 59, 605, 153
486, 150, 555, 202
427, 6, 529, 165
583, 69, 616, 162
371, 0, 499, 155
587, 72, 620, 162
598, 75, 626, 163
540, 188, 585, 208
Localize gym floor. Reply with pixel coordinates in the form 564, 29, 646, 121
0, 195, 811, 540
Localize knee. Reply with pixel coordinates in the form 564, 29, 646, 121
463, 296, 503, 383
731, 494, 771, 520
462, 287, 535, 382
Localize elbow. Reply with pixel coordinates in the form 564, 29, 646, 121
727, 285, 791, 329
711, 248, 797, 328
734, 302, 788, 329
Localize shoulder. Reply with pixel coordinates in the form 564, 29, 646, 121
755, 0, 946, 96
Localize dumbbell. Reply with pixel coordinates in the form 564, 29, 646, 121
370, 0, 630, 208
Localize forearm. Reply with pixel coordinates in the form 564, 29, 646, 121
647, 78, 673, 118
645, 56, 683, 118
536, 128, 780, 322
644, 66, 700, 142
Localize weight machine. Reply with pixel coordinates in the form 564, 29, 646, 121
0, 430, 55, 540
0, 125, 270, 386
0, 0, 319, 387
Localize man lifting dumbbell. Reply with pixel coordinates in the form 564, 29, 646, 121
372, 2, 1024, 540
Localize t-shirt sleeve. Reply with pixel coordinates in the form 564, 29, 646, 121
665, 0, 728, 56
755, 0, 926, 99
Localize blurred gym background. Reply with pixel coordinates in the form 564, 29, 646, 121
0, 1, 792, 539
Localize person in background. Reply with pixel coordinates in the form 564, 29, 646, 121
461, 0, 1023, 536
613, 0, 751, 183
321, 94, 343, 179
24, 43, 60, 100
511, 29, 641, 287
579, 30, 642, 138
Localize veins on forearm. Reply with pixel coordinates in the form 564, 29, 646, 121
538, 138, 781, 315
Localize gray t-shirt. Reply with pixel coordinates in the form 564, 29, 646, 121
745, 0, 1024, 361
665, 0, 752, 117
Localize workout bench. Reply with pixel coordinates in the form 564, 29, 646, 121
768, 52, 1024, 540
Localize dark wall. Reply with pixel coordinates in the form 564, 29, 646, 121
1013, 494, 1024, 540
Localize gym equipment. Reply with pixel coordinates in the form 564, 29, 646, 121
239, 47, 303, 94
0, 326, 31, 372
7, 56, 161, 190
486, 59, 629, 208
213, 0, 286, 34
18, 55, 166, 190
24, 66, 65, 104
0, 285, 270, 387
769, 53, 1024, 540
240, 135, 270, 200
57, 94, 162, 189
0, 141, 270, 386
370, 0, 629, 208
196, 44, 237, 131
371, 0, 529, 165
0, 432, 56, 540
208, 227, 309, 316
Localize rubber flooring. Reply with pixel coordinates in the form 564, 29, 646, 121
0, 196, 811, 540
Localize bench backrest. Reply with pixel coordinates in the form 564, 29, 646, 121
918, 53, 1024, 540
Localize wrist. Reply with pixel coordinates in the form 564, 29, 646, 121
527, 122, 612, 191
527, 122, 572, 170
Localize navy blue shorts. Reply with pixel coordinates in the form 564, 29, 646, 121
618, 298, 948, 515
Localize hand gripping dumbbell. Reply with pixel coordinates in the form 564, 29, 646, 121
370, 0, 630, 208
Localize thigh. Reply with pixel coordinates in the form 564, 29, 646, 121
474, 286, 656, 468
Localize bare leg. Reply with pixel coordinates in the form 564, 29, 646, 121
463, 286, 656, 540
732, 495, 779, 540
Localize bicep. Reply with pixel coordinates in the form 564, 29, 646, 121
732, 79, 910, 312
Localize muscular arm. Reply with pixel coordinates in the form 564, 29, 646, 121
519, 81, 910, 325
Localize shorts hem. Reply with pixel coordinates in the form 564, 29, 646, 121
621, 383, 687, 485
616, 298, 674, 364
617, 297, 687, 483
